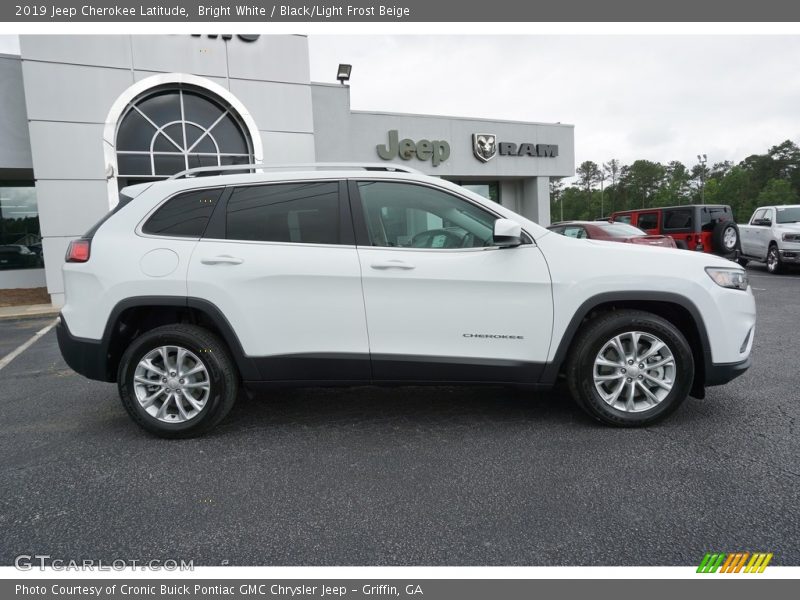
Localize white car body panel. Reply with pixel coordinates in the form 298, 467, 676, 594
187, 239, 369, 357
357, 244, 553, 363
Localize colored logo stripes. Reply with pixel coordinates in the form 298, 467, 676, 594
697, 552, 773, 573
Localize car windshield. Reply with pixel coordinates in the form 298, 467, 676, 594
775, 206, 800, 224
600, 223, 647, 236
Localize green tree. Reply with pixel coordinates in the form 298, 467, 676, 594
757, 178, 799, 206
576, 161, 601, 192
620, 160, 665, 208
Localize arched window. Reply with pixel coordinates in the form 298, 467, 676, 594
115, 85, 254, 187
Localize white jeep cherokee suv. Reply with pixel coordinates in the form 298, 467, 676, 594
57, 164, 756, 437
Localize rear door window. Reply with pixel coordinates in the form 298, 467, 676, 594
226, 181, 342, 244
636, 212, 659, 231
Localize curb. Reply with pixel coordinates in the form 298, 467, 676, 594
0, 306, 60, 321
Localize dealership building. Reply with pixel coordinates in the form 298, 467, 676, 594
0, 35, 575, 304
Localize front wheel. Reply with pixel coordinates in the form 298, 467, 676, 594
766, 245, 783, 274
118, 324, 238, 438
566, 310, 694, 427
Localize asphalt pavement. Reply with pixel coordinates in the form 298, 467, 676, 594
0, 264, 798, 566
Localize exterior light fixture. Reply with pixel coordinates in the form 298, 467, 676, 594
337, 64, 352, 84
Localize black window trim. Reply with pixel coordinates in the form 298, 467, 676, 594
201, 178, 355, 247
347, 178, 534, 249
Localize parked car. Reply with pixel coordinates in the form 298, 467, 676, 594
547, 221, 677, 248
0, 244, 40, 269
610, 205, 739, 257
738, 204, 800, 273
57, 163, 755, 437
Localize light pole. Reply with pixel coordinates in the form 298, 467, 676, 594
697, 154, 707, 205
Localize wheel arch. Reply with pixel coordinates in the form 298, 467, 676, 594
100, 296, 259, 382
540, 291, 711, 398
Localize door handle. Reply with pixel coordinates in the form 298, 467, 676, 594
370, 260, 415, 270
201, 255, 244, 265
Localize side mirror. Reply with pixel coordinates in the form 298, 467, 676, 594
493, 218, 522, 248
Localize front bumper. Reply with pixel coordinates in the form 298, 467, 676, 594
704, 356, 752, 386
56, 313, 112, 382
779, 249, 800, 264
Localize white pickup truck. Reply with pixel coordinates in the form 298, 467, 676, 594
739, 205, 800, 273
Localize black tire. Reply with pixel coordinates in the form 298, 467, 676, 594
766, 244, 783, 274
737, 257, 749, 268
712, 221, 740, 256
118, 324, 238, 438
565, 309, 694, 427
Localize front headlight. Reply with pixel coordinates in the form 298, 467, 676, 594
705, 267, 749, 290
782, 232, 800, 242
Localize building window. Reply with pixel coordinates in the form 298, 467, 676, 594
0, 184, 43, 271
452, 181, 500, 203
115, 86, 255, 187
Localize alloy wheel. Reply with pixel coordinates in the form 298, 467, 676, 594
133, 345, 211, 423
593, 331, 676, 413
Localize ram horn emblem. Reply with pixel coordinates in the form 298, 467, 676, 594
472, 133, 497, 162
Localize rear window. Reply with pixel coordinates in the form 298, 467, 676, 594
700, 206, 732, 231
597, 223, 647, 236
614, 214, 633, 225
142, 188, 223, 237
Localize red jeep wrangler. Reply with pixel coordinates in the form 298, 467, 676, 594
609, 205, 740, 257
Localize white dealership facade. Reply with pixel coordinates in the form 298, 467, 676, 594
0, 35, 574, 303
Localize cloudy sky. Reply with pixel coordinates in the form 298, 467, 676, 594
2, 34, 798, 173
308, 35, 800, 172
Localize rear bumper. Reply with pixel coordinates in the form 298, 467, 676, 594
704, 356, 751, 386
56, 313, 112, 382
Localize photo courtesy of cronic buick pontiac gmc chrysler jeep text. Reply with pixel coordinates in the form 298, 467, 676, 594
56, 164, 756, 437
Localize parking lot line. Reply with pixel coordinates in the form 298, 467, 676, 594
0, 318, 58, 372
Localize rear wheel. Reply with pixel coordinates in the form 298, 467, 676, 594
566, 310, 694, 427
766, 244, 783, 274
118, 324, 238, 438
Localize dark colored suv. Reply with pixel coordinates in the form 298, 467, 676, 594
610, 205, 739, 257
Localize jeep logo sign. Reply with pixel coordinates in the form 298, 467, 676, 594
472, 133, 559, 162
377, 130, 450, 167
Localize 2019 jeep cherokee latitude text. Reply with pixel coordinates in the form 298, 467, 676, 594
56, 166, 756, 437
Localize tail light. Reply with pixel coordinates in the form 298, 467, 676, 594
65, 239, 91, 263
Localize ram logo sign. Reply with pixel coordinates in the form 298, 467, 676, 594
471, 134, 558, 162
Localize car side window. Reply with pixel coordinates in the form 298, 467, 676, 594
637, 212, 658, 230
356, 181, 498, 249
663, 208, 693, 231
615, 215, 632, 225
142, 187, 224, 237
751, 209, 766, 223
226, 182, 341, 244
